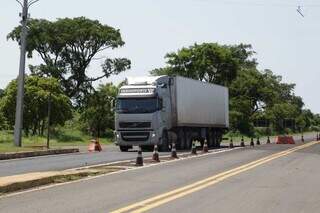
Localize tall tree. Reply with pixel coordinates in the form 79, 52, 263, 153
8, 17, 131, 102
150, 43, 256, 86
0, 89, 4, 98
80, 83, 118, 137
0, 76, 73, 135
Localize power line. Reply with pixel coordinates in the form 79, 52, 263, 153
212, 0, 320, 8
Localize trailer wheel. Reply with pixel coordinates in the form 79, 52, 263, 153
159, 130, 170, 152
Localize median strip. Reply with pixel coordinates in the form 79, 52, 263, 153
0, 148, 79, 160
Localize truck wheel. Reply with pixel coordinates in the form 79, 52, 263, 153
160, 130, 170, 152
119, 146, 131, 152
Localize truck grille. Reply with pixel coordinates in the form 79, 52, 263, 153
119, 122, 151, 129
121, 132, 150, 141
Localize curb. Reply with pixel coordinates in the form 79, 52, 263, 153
0, 148, 79, 160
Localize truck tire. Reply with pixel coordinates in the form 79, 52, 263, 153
159, 130, 170, 152
119, 145, 131, 152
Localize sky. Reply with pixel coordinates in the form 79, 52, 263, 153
0, 0, 319, 113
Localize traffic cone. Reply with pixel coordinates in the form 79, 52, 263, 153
256, 137, 260, 145
191, 140, 197, 155
203, 139, 209, 153
171, 142, 178, 158
135, 146, 143, 166
267, 136, 271, 144
240, 136, 245, 147
152, 145, 160, 162
88, 139, 102, 152
250, 138, 254, 147
301, 135, 305, 143
229, 138, 234, 149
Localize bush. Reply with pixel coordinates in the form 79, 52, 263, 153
310, 126, 320, 132
253, 127, 273, 137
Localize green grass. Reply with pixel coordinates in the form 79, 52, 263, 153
0, 129, 113, 153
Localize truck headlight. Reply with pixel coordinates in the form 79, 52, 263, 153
116, 133, 120, 138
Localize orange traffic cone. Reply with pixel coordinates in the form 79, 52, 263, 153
88, 139, 102, 152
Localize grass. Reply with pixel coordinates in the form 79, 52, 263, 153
0, 129, 113, 153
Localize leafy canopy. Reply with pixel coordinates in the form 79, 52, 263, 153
0, 76, 73, 135
151, 43, 256, 86
80, 83, 118, 137
8, 17, 131, 101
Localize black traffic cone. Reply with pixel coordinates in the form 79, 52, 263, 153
171, 142, 178, 159
135, 146, 143, 166
240, 136, 245, 147
203, 139, 209, 153
267, 136, 271, 144
152, 145, 160, 162
191, 141, 197, 155
256, 137, 261, 145
229, 138, 234, 149
250, 138, 254, 147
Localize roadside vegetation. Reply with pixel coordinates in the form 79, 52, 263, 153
0, 17, 319, 153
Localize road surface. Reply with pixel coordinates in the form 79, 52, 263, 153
0, 139, 319, 213
0, 145, 171, 177
0, 133, 314, 177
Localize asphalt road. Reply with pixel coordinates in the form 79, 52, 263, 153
0, 145, 171, 177
0, 139, 319, 213
0, 133, 315, 177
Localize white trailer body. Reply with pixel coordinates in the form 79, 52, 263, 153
174, 76, 229, 128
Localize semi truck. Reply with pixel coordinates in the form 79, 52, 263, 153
114, 75, 229, 151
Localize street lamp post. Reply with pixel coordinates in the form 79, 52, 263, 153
14, 0, 39, 147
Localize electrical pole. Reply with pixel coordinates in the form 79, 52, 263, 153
46, 92, 51, 149
14, 0, 39, 147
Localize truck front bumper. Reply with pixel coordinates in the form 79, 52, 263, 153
115, 130, 160, 146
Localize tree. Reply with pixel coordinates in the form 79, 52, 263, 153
229, 68, 304, 135
0, 111, 6, 130
150, 43, 256, 86
0, 89, 6, 130
80, 83, 118, 137
0, 76, 73, 135
0, 89, 4, 98
8, 17, 131, 102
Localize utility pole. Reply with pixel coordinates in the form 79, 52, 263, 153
46, 92, 51, 149
14, 0, 39, 147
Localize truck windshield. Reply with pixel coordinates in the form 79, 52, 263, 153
116, 98, 158, 114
